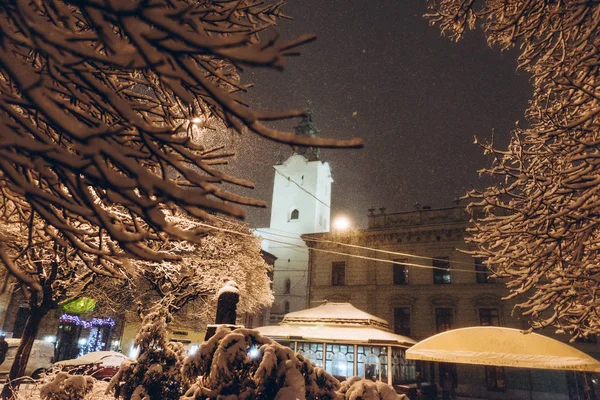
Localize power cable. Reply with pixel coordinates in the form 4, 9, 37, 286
258, 226, 478, 267
193, 220, 488, 275
274, 169, 330, 208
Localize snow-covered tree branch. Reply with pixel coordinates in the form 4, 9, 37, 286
426, 0, 600, 338
0, 0, 363, 267
0, 1, 363, 395
94, 216, 273, 325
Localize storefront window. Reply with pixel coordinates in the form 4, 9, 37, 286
325, 344, 354, 378
297, 342, 323, 367
357, 345, 388, 382
392, 347, 416, 384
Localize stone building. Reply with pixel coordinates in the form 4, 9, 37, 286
304, 206, 600, 399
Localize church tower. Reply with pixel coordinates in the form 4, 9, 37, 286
257, 106, 333, 324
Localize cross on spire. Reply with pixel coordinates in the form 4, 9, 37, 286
294, 101, 320, 161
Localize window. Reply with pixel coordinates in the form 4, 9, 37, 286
284, 278, 291, 294
325, 344, 354, 379
297, 342, 323, 367
479, 308, 500, 326
284, 301, 290, 313
433, 257, 451, 284
393, 261, 409, 285
290, 209, 299, 220
332, 262, 346, 286
485, 366, 506, 391
392, 347, 416, 385
478, 306, 505, 390
357, 346, 387, 382
394, 307, 411, 337
475, 258, 495, 283
435, 308, 453, 332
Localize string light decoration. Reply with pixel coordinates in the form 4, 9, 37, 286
59, 314, 115, 329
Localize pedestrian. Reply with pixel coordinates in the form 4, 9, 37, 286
415, 371, 423, 400
442, 371, 454, 400
0, 334, 8, 365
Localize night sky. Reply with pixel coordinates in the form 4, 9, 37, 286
216, 1, 532, 229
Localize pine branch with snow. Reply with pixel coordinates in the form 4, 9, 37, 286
337, 376, 409, 400
181, 327, 340, 400
39, 372, 95, 400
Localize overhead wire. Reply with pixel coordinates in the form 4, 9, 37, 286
251, 170, 478, 267
194, 219, 488, 275
274, 169, 331, 208
265, 227, 478, 267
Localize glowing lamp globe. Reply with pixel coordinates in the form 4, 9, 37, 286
333, 216, 351, 231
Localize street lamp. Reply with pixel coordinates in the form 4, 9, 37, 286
332, 215, 351, 231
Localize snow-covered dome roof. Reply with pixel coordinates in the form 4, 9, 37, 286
255, 302, 416, 347
283, 302, 389, 330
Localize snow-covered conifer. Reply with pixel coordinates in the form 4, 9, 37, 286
337, 376, 409, 400
108, 306, 186, 400
181, 327, 340, 400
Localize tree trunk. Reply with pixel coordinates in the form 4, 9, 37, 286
0, 306, 48, 399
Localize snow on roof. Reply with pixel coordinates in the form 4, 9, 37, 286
255, 324, 416, 347
54, 351, 131, 367
217, 280, 239, 296
406, 326, 600, 371
282, 302, 389, 330
255, 302, 416, 347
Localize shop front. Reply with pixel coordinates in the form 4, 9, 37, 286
255, 302, 417, 386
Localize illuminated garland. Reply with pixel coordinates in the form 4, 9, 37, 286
59, 314, 115, 328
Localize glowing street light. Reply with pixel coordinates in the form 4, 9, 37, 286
332, 215, 351, 231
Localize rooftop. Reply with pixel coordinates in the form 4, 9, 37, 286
255, 302, 415, 347
367, 206, 469, 229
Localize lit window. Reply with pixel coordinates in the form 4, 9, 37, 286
325, 344, 354, 379
290, 209, 299, 220
297, 342, 323, 367
332, 262, 346, 286
433, 257, 451, 284
357, 346, 387, 382
393, 261, 408, 285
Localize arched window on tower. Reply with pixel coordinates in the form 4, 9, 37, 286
284, 278, 291, 294
290, 209, 299, 220
284, 301, 290, 313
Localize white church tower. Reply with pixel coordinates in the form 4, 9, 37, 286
257, 107, 332, 324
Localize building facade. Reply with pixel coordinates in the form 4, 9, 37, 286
304, 206, 600, 399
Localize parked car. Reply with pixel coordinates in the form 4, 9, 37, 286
53, 351, 131, 380
0, 339, 55, 380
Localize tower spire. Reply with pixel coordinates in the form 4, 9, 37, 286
294, 101, 320, 161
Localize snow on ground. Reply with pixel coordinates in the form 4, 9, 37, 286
2, 380, 113, 400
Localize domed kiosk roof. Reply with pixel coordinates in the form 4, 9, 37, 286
283, 302, 389, 329
255, 302, 416, 347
